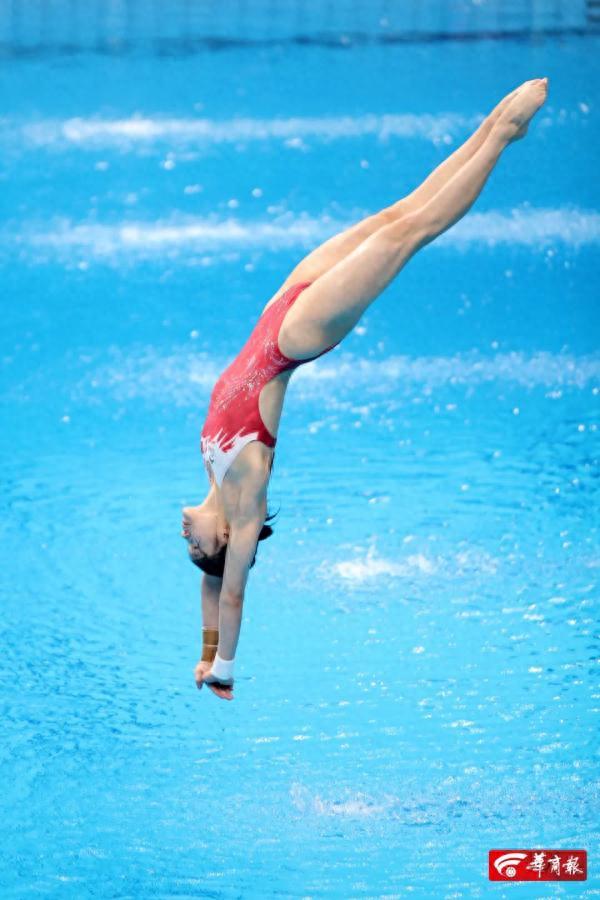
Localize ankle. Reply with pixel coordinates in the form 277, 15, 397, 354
488, 121, 511, 151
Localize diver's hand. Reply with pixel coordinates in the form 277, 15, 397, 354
194, 660, 234, 701
194, 659, 212, 687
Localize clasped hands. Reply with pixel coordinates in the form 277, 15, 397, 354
194, 659, 234, 701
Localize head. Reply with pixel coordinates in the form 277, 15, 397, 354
181, 503, 277, 578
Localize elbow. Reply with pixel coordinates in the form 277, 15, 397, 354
221, 590, 243, 608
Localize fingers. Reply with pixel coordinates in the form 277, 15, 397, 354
194, 668, 234, 699
208, 683, 234, 700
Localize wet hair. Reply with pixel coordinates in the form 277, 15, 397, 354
189, 509, 279, 578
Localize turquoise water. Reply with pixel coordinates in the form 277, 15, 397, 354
1, 21, 599, 900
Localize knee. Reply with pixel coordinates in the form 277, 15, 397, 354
378, 210, 432, 252
358, 208, 395, 238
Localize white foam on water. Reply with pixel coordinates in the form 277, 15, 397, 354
25, 214, 335, 255
17, 207, 600, 262
290, 783, 396, 817
8, 106, 587, 150
322, 543, 500, 586
79, 346, 600, 407
16, 112, 474, 148
299, 348, 600, 390
447, 208, 600, 247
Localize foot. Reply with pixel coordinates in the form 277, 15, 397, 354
495, 78, 549, 143
487, 84, 523, 126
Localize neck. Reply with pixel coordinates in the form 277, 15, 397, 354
201, 482, 228, 526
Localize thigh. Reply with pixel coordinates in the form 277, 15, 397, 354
259, 209, 394, 316
278, 213, 427, 360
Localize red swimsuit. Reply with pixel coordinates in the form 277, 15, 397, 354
201, 281, 338, 486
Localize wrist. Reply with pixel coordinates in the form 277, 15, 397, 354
211, 651, 235, 682
201, 627, 219, 662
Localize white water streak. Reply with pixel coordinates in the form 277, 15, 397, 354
20, 208, 600, 262
81, 348, 600, 407
15, 112, 474, 148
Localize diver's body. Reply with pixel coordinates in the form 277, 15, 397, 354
182, 78, 549, 700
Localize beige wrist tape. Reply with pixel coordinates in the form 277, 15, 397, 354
201, 627, 219, 662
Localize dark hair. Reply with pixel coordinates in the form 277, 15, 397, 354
189, 509, 278, 578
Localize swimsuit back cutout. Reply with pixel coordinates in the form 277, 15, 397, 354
201, 281, 338, 487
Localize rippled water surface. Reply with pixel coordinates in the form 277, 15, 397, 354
1, 19, 599, 900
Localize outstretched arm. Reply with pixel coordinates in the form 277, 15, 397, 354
217, 514, 264, 659
198, 504, 265, 701
193, 573, 221, 688
201, 571, 221, 632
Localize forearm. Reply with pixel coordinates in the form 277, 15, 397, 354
200, 574, 221, 662
201, 578, 220, 630
217, 591, 243, 660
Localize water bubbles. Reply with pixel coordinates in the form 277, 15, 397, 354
251, 187, 263, 198
284, 136, 307, 151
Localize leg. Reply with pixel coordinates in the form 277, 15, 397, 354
279, 79, 548, 359
265, 83, 521, 309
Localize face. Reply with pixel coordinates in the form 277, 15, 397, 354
181, 505, 229, 561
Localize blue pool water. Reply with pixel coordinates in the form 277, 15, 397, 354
1, 12, 599, 899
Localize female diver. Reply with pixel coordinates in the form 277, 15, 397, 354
182, 78, 548, 700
